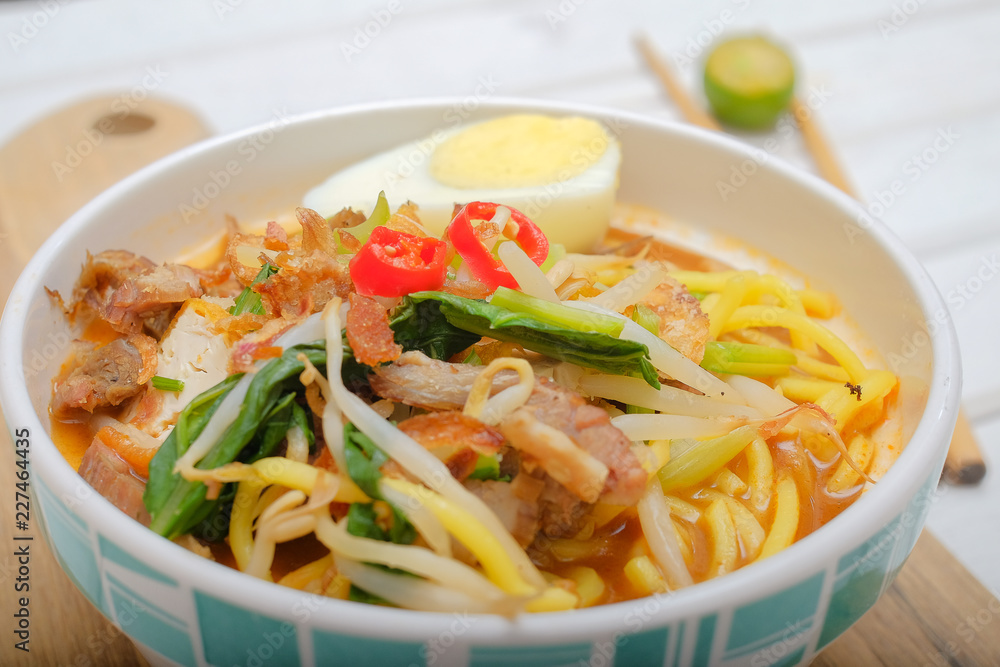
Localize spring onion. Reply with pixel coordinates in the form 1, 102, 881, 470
229, 263, 279, 316
700, 341, 797, 377
657, 425, 758, 492
337, 190, 390, 252
151, 376, 185, 392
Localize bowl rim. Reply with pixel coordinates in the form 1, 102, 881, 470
0, 96, 962, 642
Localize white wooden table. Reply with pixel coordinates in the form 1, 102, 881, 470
1, 0, 997, 651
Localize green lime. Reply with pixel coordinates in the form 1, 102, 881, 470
704, 36, 795, 130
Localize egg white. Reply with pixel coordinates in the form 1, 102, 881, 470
302, 118, 621, 253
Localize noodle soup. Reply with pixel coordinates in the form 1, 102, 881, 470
48, 196, 900, 612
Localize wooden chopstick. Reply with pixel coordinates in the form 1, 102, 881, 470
789, 97, 855, 195
634, 35, 721, 132
635, 34, 987, 484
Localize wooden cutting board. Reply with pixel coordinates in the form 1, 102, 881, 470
0, 96, 208, 666
1, 97, 997, 667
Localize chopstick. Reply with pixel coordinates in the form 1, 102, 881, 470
634, 34, 987, 485
634, 35, 721, 132
789, 97, 855, 195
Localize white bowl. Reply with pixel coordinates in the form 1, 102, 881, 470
0, 98, 961, 667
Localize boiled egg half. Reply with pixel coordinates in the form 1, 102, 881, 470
303, 114, 621, 252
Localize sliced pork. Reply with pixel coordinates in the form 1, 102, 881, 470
371, 351, 648, 538
371, 351, 519, 410
69, 250, 155, 319
465, 473, 545, 547
78, 438, 151, 526
52, 334, 158, 414
104, 264, 204, 335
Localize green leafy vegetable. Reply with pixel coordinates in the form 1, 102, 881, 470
151, 376, 185, 392
229, 263, 279, 316
345, 503, 414, 545
343, 424, 416, 545
700, 341, 796, 377
343, 424, 388, 500
145, 343, 326, 539
144, 373, 242, 523
388, 296, 482, 361
348, 584, 392, 606
404, 291, 659, 388
187, 393, 312, 541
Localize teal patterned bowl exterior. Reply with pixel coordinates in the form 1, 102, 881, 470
0, 99, 960, 667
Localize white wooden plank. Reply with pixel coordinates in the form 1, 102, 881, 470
921, 239, 1000, 412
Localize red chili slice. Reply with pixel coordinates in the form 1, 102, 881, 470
349, 225, 448, 297
445, 202, 549, 290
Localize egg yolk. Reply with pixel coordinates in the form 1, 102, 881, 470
430, 114, 610, 189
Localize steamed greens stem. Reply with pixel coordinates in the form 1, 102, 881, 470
490, 286, 624, 336
700, 341, 796, 377
657, 425, 758, 493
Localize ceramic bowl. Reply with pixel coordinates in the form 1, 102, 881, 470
0, 99, 961, 667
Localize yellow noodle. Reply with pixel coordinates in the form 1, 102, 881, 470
757, 475, 800, 561
747, 274, 816, 353
324, 574, 351, 599
278, 554, 334, 591
719, 305, 868, 382
523, 587, 578, 613
591, 503, 627, 528
664, 495, 701, 524
566, 566, 606, 607
745, 437, 774, 517
711, 467, 748, 496
669, 270, 743, 292
702, 490, 765, 561
253, 484, 288, 519
797, 288, 839, 318
775, 375, 842, 403
624, 556, 669, 596
699, 292, 721, 313
827, 433, 874, 493
706, 273, 753, 339
671, 518, 694, 567
251, 457, 366, 503
817, 370, 897, 435
670, 270, 838, 320
724, 498, 765, 561
648, 439, 671, 468
705, 499, 738, 577
730, 329, 849, 382
383, 478, 537, 596
230, 478, 266, 572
